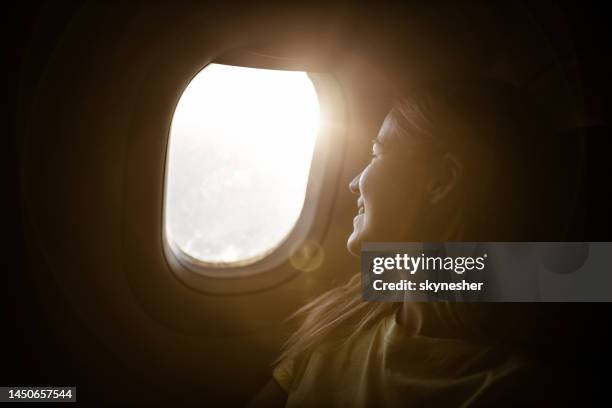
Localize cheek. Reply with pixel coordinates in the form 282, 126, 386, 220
362, 164, 428, 237
360, 169, 400, 231
362, 163, 410, 208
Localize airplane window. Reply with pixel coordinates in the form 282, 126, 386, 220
164, 63, 321, 269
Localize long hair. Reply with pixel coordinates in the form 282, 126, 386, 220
276, 80, 583, 364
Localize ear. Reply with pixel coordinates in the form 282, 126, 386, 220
427, 152, 463, 205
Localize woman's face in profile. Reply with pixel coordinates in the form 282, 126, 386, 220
347, 114, 430, 256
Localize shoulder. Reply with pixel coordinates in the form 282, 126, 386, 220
272, 349, 315, 393
272, 316, 390, 391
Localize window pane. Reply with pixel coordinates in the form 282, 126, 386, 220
165, 63, 321, 266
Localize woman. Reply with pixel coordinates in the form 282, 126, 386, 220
249, 80, 579, 407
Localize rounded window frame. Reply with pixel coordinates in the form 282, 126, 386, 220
162, 52, 347, 294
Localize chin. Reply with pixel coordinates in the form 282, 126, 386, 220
346, 231, 363, 256
346, 232, 361, 257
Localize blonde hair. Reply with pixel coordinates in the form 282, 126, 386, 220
276, 274, 395, 364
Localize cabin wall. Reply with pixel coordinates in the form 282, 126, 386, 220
11, 1, 606, 406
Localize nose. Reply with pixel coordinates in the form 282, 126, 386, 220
349, 172, 361, 195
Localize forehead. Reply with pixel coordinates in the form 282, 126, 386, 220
375, 112, 432, 157
376, 114, 397, 145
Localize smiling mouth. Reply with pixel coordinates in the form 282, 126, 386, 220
353, 204, 364, 225
356, 198, 364, 216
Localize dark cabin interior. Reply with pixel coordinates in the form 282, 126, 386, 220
7, 1, 612, 406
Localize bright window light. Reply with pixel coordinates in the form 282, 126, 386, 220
165, 63, 321, 267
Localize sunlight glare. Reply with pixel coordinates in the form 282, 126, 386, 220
165, 63, 321, 266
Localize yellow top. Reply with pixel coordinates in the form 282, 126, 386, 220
273, 310, 531, 408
